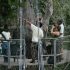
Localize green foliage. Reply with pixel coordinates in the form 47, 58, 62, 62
0, 0, 70, 26
0, 0, 27, 26
52, 0, 70, 21
0, 0, 16, 25
38, 0, 47, 15
0, 0, 11, 19
8, 0, 18, 19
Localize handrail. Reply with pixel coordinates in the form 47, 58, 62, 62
0, 55, 24, 58
0, 34, 70, 41
0, 35, 70, 70
42, 35, 70, 40
41, 53, 64, 57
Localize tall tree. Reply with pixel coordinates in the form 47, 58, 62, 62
0, 0, 11, 25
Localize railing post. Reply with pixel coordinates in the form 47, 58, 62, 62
40, 41, 44, 70
19, 0, 25, 70
0, 42, 2, 54
38, 40, 41, 70
23, 39, 26, 70
54, 39, 57, 68
38, 40, 44, 70
8, 41, 11, 69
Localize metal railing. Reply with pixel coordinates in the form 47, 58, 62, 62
0, 35, 70, 70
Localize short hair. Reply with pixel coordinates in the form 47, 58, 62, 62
57, 19, 63, 25
39, 18, 41, 21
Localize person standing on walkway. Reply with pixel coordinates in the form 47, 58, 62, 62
1, 24, 11, 62
57, 19, 64, 59
47, 22, 61, 64
25, 18, 44, 63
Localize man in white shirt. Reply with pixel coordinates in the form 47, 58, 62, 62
25, 18, 44, 63
58, 19, 64, 59
31, 23, 44, 43
59, 23, 64, 38
1, 24, 11, 62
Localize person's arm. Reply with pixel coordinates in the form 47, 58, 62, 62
25, 19, 38, 31
0, 34, 3, 40
0, 36, 4, 42
9, 32, 12, 39
24, 19, 31, 26
51, 25, 60, 36
52, 32, 60, 36
51, 25, 54, 33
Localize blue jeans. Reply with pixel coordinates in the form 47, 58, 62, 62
2, 42, 9, 62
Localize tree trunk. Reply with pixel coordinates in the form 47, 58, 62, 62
43, 0, 53, 37
26, 0, 36, 24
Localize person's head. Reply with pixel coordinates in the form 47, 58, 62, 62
53, 22, 60, 31
39, 17, 41, 21
4, 24, 8, 31
54, 23, 58, 27
57, 19, 63, 25
36, 17, 43, 28
52, 21, 58, 27
38, 17, 43, 28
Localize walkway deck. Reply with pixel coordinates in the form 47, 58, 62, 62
0, 50, 70, 67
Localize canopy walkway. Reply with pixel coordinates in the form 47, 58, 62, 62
0, 49, 69, 66
0, 35, 70, 70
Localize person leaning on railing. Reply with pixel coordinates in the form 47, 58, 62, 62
1, 24, 11, 63
48, 21, 61, 63
57, 19, 64, 59
51, 22, 60, 37
50, 20, 64, 61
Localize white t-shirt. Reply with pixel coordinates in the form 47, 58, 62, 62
31, 24, 44, 42
2, 31, 11, 40
60, 24, 64, 37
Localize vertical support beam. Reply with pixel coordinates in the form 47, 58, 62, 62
38, 40, 40, 70
40, 41, 44, 70
19, 0, 24, 70
35, 0, 42, 70
38, 40, 42, 70
23, 39, 26, 70
35, 0, 39, 17
19, 7, 23, 70
8, 41, 11, 69
19, 0, 26, 70
54, 39, 57, 68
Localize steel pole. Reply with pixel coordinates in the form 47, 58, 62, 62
54, 39, 57, 69
19, 0, 23, 70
